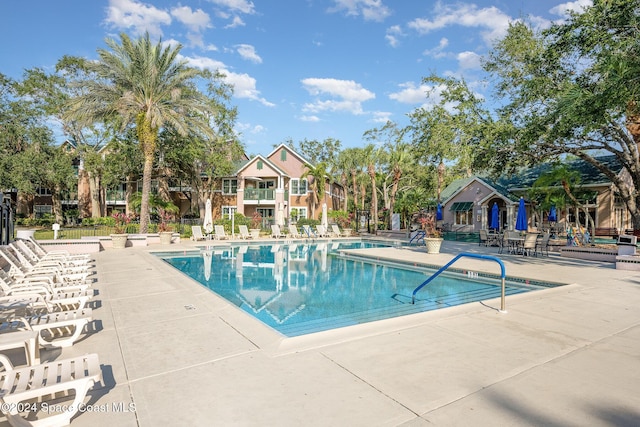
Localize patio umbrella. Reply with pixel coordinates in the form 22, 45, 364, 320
321, 203, 328, 228
276, 203, 285, 227
436, 203, 443, 221
548, 205, 557, 223
203, 199, 213, 234
490, 202, 499, 230
515, 197, 528, 231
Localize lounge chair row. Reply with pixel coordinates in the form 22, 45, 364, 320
192, 223, 353, 241
0, 237, 103, 427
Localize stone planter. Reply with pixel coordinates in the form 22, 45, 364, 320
250, 229, 261, 239
159, 231, 173, 245
425, 237, 443, 254
343, 228, 352, 237
110, 233, 128, 249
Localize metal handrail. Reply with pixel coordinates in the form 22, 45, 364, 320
411, 252, 507, 312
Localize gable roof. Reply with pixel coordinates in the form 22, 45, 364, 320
267, 144, 314, 167
236, 154, 289, 177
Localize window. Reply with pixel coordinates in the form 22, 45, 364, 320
281, 150, 287, 161
455, 210, 472, 225
36, 188, 52, 196
290, 179, 308, 195
222, 206, 237, 219
222, 179, 238, 194
292, 207, 307, 220
257, 208, 274, 219
257, 160, 263, 170
258, 180, 275, 189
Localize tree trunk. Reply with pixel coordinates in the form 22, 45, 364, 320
88, 174, 102, 218
137, 113, 157, 234
51, 184, 64, 224
368, 164, 377, 235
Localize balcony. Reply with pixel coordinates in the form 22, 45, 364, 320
244, 188, 275, 201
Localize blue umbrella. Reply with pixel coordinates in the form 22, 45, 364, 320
548, 205, 557, 223
436, 203, 443, 221
490, 202, 499, 230
515, 197, 528, 231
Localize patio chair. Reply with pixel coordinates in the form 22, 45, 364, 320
0, 247, 90, 285
191, 225, 206, 241
214, 225, 229, 240
8, 243, 90, 276
288, 225, 302, 238
479, 229, 489, 246
19, 238, 91, 265
271, 224, 287, 239
238, 225, 253, 239
522, 233, 540, 256
316, 225, 331, 237
0, 270, 91, 296
331, 224, 347, 237
536, 232, 551, 257
0, 353, 103, 427
1, 308, 93, 349
0, 290, 93, 315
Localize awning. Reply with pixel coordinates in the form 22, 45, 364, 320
449, 201, 474, 212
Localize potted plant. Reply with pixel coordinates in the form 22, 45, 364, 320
111, 212, 131, 249
158, 211, 174, 244
250, 211, 262, 238
420, 213, 443, 254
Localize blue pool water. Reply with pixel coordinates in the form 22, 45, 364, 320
160, 242, 539, 337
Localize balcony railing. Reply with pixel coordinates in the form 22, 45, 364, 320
244, 188, 275, 201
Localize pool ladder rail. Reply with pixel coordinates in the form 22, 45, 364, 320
411, 252, 507, 313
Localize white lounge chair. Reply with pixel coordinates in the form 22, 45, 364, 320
315, 225, 330, 237
0, 270, 91, 296
238, 225, 253, 239
0, 353, 103, 427
0, 247, 89, 285
191, 225, 206, 241
18, 238, 91, 266
1, 308, 93, 349
9, 243, 90, 275
214, 225, 229, 240
288, 225, 302, 238
271, 224, 287, 239
331, 224, 348, 237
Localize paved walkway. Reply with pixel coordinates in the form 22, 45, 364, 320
3, 238, 639, 426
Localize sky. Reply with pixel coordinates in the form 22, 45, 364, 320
0, 0, 592, 156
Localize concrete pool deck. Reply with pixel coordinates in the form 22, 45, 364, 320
3, 237, 639, 426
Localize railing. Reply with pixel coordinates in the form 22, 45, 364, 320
244, 188, 275, 201
411, 252, 507, 312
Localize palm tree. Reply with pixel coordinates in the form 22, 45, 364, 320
65, 32, 216, 232
301, 162, 329, 219
362, 144, 381, 234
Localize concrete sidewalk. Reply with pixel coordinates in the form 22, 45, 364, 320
3, 238, 639, 426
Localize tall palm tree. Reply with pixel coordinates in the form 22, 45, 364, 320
301, 162, 329, 219
362, 144, 381, 234
65, 32, 216, 232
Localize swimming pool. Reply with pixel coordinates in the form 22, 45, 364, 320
160, 241, 544, 337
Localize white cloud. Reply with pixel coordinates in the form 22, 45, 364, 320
182, 55, 274, 107
371, 111, 392, 123
105, 0, 171, 38
225, 16, 246, 28
388, 82, 432, 104
171, 6, 211, 33
207, 0, 256, 15
385, 25, 403, 48
407, 3, 513, 46
549, 0, 592, 18
301, 78, 375, 115
236, 44, 262, 64
422, 37, 449, 58
300, 115, 321, 122
328, 0, 391, 22
456, 51, 481, 70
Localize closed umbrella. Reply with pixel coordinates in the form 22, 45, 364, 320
436, 203, 443, 221
276, 203, 285, 227
203, 199, 213, 234
548, 205, 557, 223
515, 197, 528, 231
490, 202, 499, 230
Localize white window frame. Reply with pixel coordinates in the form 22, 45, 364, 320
290, 179, 308, 196
222, 206, 237, 219
222, 179, 238, 195
293, 206, 308, 220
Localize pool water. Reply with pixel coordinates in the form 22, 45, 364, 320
161, 242, 537, 337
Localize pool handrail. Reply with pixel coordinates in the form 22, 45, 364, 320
411, 252, 507, 312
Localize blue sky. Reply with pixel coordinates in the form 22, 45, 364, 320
0, 0, 592, 155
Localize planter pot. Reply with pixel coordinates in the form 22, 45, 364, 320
250, 229, 261, 239
343, 228, 352, 237
159, 231, 173, 245
425, 237, 443, 254
110, 233, 128, 249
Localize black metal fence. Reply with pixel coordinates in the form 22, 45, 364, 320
0, 192, 14, 245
